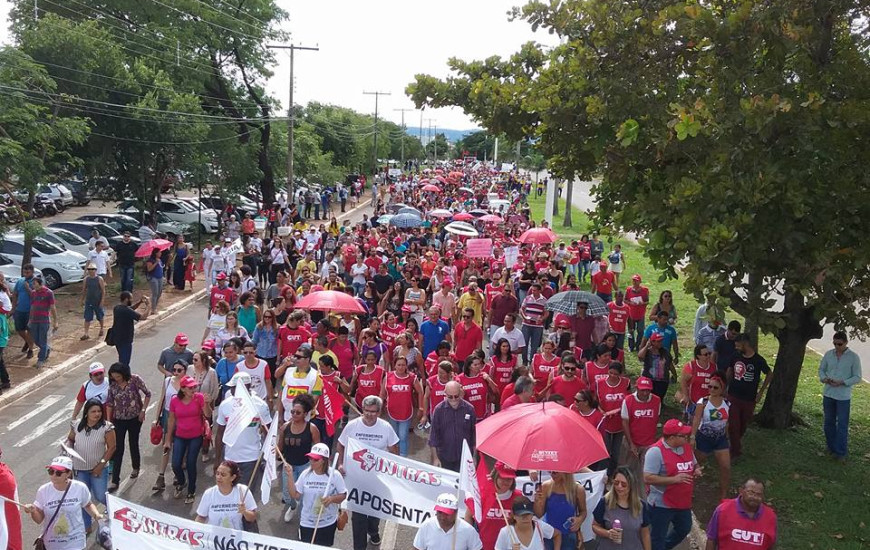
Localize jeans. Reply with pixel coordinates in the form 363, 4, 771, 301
28, 322, 50, 362
282, 463, 309, 508
75, 468, 108, 530
388, 417, 411, 457
628, 319, 645, 351
116, 342, 133, 366
566, 263, 578, 278
147, 277, 163, 310
0, 347, 8, 385
112, 417, 143, 484
545, 531, 577, 550
649, 506, 692, 550
603, 431, 624, 478
521, 324, 544, 363
613, 333, 626, 350
596, 292, 612, 303
351, 512, 380, 550
120, 265, 135, 293
171, 435, 203, 495
352, 282, 366, 297
580, 260, 590, 281
823, 396, 851, 458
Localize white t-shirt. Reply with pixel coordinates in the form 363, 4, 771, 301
351, 263, 369, 285
215, 395, 272, 462
414, 517, 483, 550
0, 290, 12, 313
236, 358, 270, 401
295, 468, 348, 528
87, 250, 109, 276
337, 418, 399, 451
495, 520, 556, 550
34, 480, 92, 550
196, 484, 257, 530
491, 326, 526, 353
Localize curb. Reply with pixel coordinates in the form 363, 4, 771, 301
0, 287, 208, 409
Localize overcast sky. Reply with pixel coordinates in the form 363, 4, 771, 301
0, 0, 555, 130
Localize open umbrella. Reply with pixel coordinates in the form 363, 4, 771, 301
397, 206, 424, 218
422, 184, 441, 193
452, 212, 474, 222
476, 402, 608, 472
294, 290, 367, 314
389, 213, 423, 228
518, 227, 557, 245
135, 238, 172, 258
449, 171, 464, 179
428, 209, 454, 218
479, 214, 503, 224
469, 209, 488, 217
458, 187, 474, 193
546, 290, 608, 317
444, 221, 479, 237
376, 214, 394, 224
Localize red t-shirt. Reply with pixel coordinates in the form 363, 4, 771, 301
584, 360, 611, 389
454, 321, 484, 360
608, 302, 631, 334
381, 322, 405, 353
354, 365, 384, 407
456, 373, 489, 419
596, 377, 630, 433
487, 355, 517, 394
550, 375, 586, 405
210, 286, 236, 310
427, 375, 449, 414
328, 339, 356, 379
624, 285, 650, 320
385, 371, 417, 421
484, 283, 503, 309
591, 271, 616, 295
278, 325, 312, 359
623, 392, 661, 446
531, 353, 560, 394
424, 352, 456, 378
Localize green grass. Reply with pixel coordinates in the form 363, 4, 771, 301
526, 192, 870, 549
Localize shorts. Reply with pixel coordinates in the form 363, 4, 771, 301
13, 310, 29, 332
695, 431, 729, 453
84, 303, 105, 322
610, 262, 623, 273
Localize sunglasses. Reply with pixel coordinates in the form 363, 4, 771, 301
446, 394, 461, 400
294, 354, 307, 359
563, 367, 576, 372
47, 469, 66, 477
173, 368, 186, 373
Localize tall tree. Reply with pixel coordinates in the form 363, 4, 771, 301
409, 0, 870, 428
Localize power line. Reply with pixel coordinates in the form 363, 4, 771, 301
187, 0, 268, 35
89, 128, 251, 146
145, 0, 271, 42
214, 0, 269, 26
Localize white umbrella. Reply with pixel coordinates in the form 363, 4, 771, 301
444, 221, 479, 237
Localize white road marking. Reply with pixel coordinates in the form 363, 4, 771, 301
7, 395, 64, 430
382, 520, 398, 550
14, 401, 75, 447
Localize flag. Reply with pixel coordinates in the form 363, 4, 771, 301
459, 440, 482, 523
222, 382, 257, 447
259, 411, 280, 504
322, 379, 345, 436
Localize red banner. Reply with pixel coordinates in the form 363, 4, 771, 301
322, 380, 345, 436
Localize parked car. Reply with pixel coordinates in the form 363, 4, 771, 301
43, 227, 116, 266
59, 179, 91, 206
37, 183, 74, 207
48, 220, 140, 250
118, 198, 219, 233
198, 196, 260, 219
0, 254, 42, 286
0, 232, 87, 289
76, 213, 190, 241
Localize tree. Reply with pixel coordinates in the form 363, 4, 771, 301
425, 133, 451, 160
409, 0, 870, 428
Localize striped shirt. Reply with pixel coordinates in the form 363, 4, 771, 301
68, 421, 114, 470
521, 294, 548, 327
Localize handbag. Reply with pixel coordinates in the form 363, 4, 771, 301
242, 518, 259, 533
104, 327, 115, 346
150, 422, 164, 445
34, 481, 72, 550
336, 509, 349, 531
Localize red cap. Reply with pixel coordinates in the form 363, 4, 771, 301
202, 339, 216, 350
442, 279, 454, 288
494, 461, 517, 479
175, 332, 189, 346
649, 332, 664, 342
554, 314, 572, 329
663, 419, 692, 436
179, 375, 198, 388
599, 261, 608, 268
636, 377, 653, 391
216, 272, 227, 280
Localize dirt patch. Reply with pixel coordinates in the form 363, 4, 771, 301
3, 267, 205, 385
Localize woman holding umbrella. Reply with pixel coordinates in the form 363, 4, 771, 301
144, 248, 164, 314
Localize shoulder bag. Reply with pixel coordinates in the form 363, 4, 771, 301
34, 481, 72, 550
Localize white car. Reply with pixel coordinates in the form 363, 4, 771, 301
0, 232, 87, 289
37, 183, 75, 207
0, 254, 42, 286
43, 227, 116, 266
119, 198, 219, 233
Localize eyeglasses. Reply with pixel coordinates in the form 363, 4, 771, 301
47, 469, 66, 477
173, 368, 186, 373
446, 394, 461, 400
563, 367, 576, 372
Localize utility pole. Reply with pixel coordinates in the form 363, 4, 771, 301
425, 118, 436, 164
393, 108, 413, 165
266, 43, 319, 200
363, 91, 391, 178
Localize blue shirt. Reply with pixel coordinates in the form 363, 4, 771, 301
252, 326, 278, 359
818, 348, 862, 401
644, 324, 678, 350
216, 356, 243, 387
420, 319, 450, 357
13, 277, 34, 312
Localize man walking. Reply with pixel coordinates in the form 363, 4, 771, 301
520, 283, 548, 363
157, 332, 194, 376
10, 263, 35, 359
28, 275, 57, 369
115, 231, 138, 293
705, 479, 777, 550
111, 291, 150, 365
818, 331, 862, 462
726, 334, 771, 460
428, 381, 476, 472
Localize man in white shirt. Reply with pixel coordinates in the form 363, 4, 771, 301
336, 395, 399, 550
87, 240, 111, 279
490, 313, 527, 361
201, 240, 216, 285
413, 493, 483, 550
213, 372, 272, 489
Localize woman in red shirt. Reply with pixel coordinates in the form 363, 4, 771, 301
381, 356, 423, 457
166, 376, 211, 503
350, 351, 384, 408
456, 355, 499, 420
422, 360, 454, 429
531, 340, 561, 398
487, 339, 517, 399
595, 362, 631, 478
466, 461, 522, 550
584, 344, 615, 392
571, 389, 605, 442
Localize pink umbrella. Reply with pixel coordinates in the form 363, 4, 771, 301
480, 214, 503, 224
452, 212, 474, 221
422, 184, 441, 193
135, 239, 173, 258
294, 290, 366, 314
518, 227, 557, 245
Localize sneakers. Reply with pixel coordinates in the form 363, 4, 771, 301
185, 494, 195, 504
370, 533, 381, 546
283, 504, 297, 522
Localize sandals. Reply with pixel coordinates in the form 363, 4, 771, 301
174, 486, 184, 499
152, 474, 165, 492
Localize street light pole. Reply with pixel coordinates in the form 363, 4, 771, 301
363, 91, 391, 178
425, 118, 436, 164
393, 108, 413, 166
266, 43, 319, 201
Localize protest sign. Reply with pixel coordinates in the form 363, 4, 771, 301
466, 238, 494, 258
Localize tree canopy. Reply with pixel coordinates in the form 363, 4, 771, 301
408, 0, 870, 428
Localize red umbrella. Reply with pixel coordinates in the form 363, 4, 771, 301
480, 214, 503, 224
518, 227, 557, 245
294, 290, 366, 314
449, 171, 464, 179
135, 238, 173, 258
435, 176, 448, 184
422, 184, 441, 193
476, 402, 608, 472
452, 212, 474, 221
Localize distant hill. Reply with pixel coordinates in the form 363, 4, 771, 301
405, 126, 479, 143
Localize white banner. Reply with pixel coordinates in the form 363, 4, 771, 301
343, 438, 465, 528
107, 494, 329, 550
515, 471, 607, 543
503, 246, 519, 269
222, 382, 257, 447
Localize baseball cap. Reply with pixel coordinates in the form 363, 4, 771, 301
226, 371, 252, 387
631, 274, 642, 282
649, 332, 664, 342
88, 362, 105, 375
306, 443, 330, 461
636, 377, 653, 391
180, 375, 198, 388
494, 461, 517, 479
224, 237, 232, 242
512, 498, 535, 516
202, 339, 216, 350
599, 261, 608, 268
216, 272, 227, 281
47, 456, 73, 472
554, 314, 572, 329
663, 419, 692, 436
442, 279, 454, 288
175, 332, 189, 346
434, 493, 458, 514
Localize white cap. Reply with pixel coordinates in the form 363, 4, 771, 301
48, 456, 73, 471
306, 443, 330, 460
226, 372, 252, 387
434, 493, 458, 514
88, 362, 105, 375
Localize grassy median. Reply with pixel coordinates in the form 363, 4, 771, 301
526, 192, 869, 549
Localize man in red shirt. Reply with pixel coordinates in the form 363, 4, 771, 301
621, 376, 661, 480
625, 274, 650, 352
705, 479, 777, 550
590, 261, 616, 303
607, 290, 631, 350
277, 311, 312, 361
453, 307, 483, 360
209, 272, 236, 311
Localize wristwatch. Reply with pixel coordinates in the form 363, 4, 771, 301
99, 459, 107, 465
